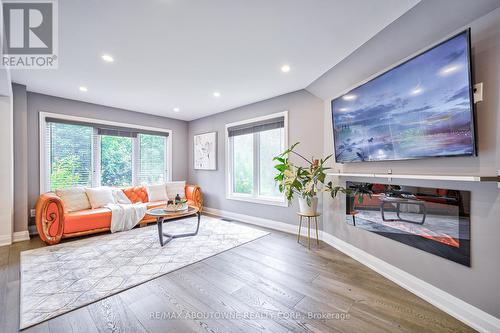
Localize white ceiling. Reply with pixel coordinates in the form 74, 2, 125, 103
11, 0, 419, 121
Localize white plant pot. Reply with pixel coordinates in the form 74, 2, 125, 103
298, 197, 318, 215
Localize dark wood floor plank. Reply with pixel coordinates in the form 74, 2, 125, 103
5, 280, 21, 332
165, 268, 290, 332
294, 295, 403, 333
47, 307, 99, 333
215, 250, 354, 312
312, 273, 440, 317
232, 284, 339, 333
148, 274, 249, 333
87, 291, 148, 333
230, 245, 320, 282
0, 245, 10, 266
203, 255, 306, 309
119, 279, 231, 333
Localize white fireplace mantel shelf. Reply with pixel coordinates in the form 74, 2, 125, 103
327, 172, 499, 183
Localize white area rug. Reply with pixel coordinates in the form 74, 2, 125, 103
20, 216, 268, 329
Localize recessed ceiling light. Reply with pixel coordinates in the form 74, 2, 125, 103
101, 54, 114, 63
213, 91, 221, 98
79, 86, 88, 92
342, 94, 357, 101
173, 107, 180, 112
281, 64, 291, 73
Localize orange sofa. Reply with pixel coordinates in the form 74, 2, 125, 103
35, 185, 203, 245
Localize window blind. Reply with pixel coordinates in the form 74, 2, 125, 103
227, 116, 284, 137
45, 121, 93, 191
138, 133, 167, 185
45, 117, 170, 137
44, 117, 169, 190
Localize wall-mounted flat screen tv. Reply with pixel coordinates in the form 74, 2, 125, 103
331, 30, 476, 163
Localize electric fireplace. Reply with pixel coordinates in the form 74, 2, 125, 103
346, 181, 471, 266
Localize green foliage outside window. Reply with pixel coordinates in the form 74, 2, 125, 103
50, 155, 82, 190
49, 123, 92, 190
139, 134, 166, 185
233, 134, 253, 194
48, 122, 166, 191
101, 135, 133, 187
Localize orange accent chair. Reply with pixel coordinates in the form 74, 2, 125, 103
35, 185, 203, 245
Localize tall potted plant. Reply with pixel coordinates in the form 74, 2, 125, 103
274, 142, 356, 215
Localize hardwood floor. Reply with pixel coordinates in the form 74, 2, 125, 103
0, 218, 474, 332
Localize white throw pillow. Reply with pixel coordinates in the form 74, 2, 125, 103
147, 184, 168, 202
85, 187, 116, 209
55, 187, 91, 212
113, 189, 132, 204
165, 181, 186, 199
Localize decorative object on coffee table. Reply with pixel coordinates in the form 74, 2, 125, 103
165, 195, 188, 212
274, 142, 371, 215
297, 211, 320, 249
194, 131, 217, 170
147, 206, 201, 246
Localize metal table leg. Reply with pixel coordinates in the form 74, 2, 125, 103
157, 212, 201, 247
315, 216, 319, 245
297, 215, 302, 243
307, 217, 311, 250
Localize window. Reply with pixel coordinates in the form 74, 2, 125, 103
41, 114, 170, 192
46, 122, 93, 189
226, 111, 288, 206
138, 133, 167, 185
100, 135, 133, 187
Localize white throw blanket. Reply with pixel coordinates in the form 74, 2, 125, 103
106, 203, 147, 233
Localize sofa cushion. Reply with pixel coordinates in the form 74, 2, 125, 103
85, 187, 116, 209
147, 184, 168, 202
123, 186, 148, 203
64, 208, 112, 234
55, 187, 91, 212
166, 181, 186, 199
113, 189, 132, 204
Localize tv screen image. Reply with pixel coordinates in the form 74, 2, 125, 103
331, 30, 475, 163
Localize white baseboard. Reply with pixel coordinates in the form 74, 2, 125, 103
204, 206, 500, 333
13, 230, 30, 243
0, 234, 12, 247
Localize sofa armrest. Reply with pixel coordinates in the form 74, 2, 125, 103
185, 184, 203, 212
35, 193, 65, 245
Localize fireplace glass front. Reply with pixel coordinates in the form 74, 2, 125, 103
346, 181, 471, 266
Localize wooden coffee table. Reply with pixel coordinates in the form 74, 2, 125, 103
146, 206, 201, 246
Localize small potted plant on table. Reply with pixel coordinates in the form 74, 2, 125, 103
274, 142, 358, 215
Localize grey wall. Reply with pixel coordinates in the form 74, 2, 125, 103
307, 1, 500, 318
13, 88, 189, 231
13, 84, 28, 233
188, 90, 323, 225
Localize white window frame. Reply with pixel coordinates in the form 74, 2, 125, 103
225, 111, 288, 207
39, 112, 173, 193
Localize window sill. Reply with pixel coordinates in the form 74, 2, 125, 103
226, 194, 289, 207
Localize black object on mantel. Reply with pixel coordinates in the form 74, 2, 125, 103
175, 194, 181, 203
